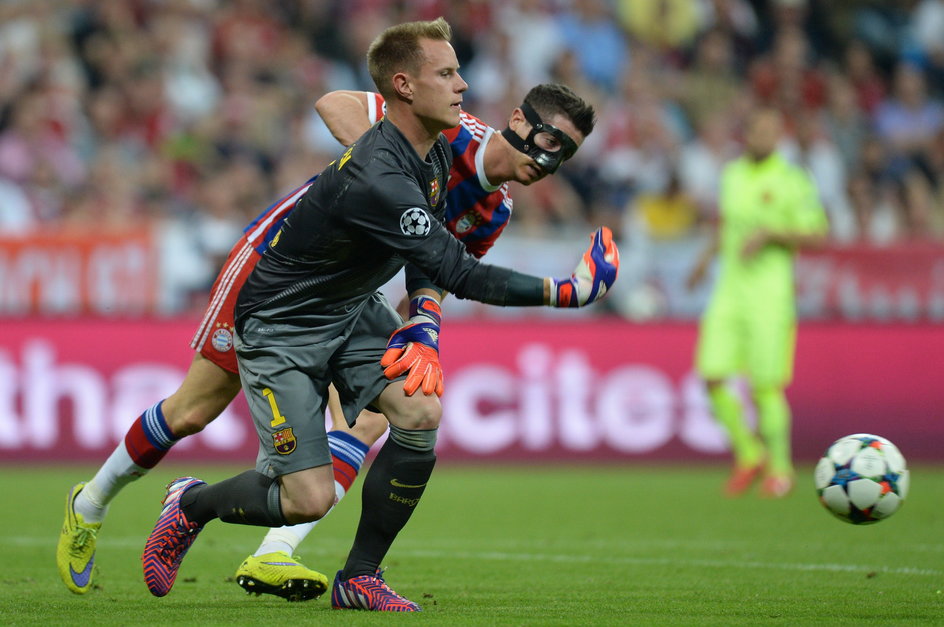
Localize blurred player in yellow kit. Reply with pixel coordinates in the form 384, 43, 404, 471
687, 108, 828, 498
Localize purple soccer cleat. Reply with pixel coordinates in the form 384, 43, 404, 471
331, 569, 421, 612
142, 476, 205, 597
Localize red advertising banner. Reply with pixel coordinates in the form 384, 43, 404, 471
0, 230, 157, 316
0, 319, 941, 464
797, 243, 944, 320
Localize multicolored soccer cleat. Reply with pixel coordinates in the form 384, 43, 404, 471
723, 462, 765, 497
57, 483, 102, 594
141, 476, 206, 597
331, 569, 421, 612
235, 552, 330, 602
759, 473, 795, 499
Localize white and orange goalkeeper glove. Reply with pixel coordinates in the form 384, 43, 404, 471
381, 295, 444, 397
549, 226, 620, 307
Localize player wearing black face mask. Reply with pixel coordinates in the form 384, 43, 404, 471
502, 101, 580, 174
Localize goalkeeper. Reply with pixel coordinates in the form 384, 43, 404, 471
687, 108, 828, 499
57, 80, 600, 602
139, 17, 619, 612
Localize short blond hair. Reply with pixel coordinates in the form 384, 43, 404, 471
366, 17, 452, 98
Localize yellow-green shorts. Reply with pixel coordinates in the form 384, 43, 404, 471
695, 303, 796, 388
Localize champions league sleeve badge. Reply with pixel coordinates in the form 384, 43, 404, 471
400, 207, 432, 236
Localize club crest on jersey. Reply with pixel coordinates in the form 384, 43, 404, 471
400, 207, 431, 236
211, 323, 234, 353
429, 178, 440, 205
455, 210, 483, 235
273, 428, 296, 455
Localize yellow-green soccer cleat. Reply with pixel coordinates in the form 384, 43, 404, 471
57, 483, 102, 594
235, 552, 330, 602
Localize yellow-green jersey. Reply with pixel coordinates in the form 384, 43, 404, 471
712, 152, 828, 317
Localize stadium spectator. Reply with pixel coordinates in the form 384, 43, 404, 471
617, 0, 703, 67
461, 29, 518, 107
781, 111, 855, 242
902, 0, 944, 96
584, 58, 684, 222
60, 145, 144, 231
621, 167, 701, 319
847, 168, 904, 246
678, 109, 740, 220
210, 0, 285, 75
556, 0, 630, 94
151, 2, 222, 124
0, 87, 84, 201
822, 73, 871, 175
675, 26, 744, 131
847, 135, 912, 246
748, 25, 828, 127
842, 39, 888, 115
761, 0, 835, 60
697, 0, 760, 67
495, 0, 562, 86
850, 0, 919, 72
873, 61, 944, 185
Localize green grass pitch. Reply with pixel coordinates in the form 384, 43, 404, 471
3, 463, 942, 625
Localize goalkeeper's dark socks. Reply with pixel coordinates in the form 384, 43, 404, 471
180, 470, 286, 527
340, 436, 435, 579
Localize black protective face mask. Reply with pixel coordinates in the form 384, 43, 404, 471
501, 102, 579, 174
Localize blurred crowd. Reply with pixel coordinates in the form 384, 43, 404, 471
0, 0, 943, 313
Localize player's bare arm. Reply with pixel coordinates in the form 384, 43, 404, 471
315, 91, 374, 147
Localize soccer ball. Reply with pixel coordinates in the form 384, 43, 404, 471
814, 433, 909, 525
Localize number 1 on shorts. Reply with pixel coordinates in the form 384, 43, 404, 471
262, 387, 286, 427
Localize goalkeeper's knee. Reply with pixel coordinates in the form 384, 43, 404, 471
385, 389, 442, 431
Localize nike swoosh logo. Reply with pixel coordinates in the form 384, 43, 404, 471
70, 558, 94, 587
390, 479, 427, 489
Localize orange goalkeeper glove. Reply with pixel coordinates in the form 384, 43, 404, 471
381, 295, 444, 397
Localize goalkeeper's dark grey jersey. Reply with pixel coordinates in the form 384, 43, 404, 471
235, 118, 542, 339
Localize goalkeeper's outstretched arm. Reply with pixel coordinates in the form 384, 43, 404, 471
405, 225, 620, 309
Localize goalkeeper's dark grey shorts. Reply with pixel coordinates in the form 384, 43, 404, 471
234, 292, 402, 478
